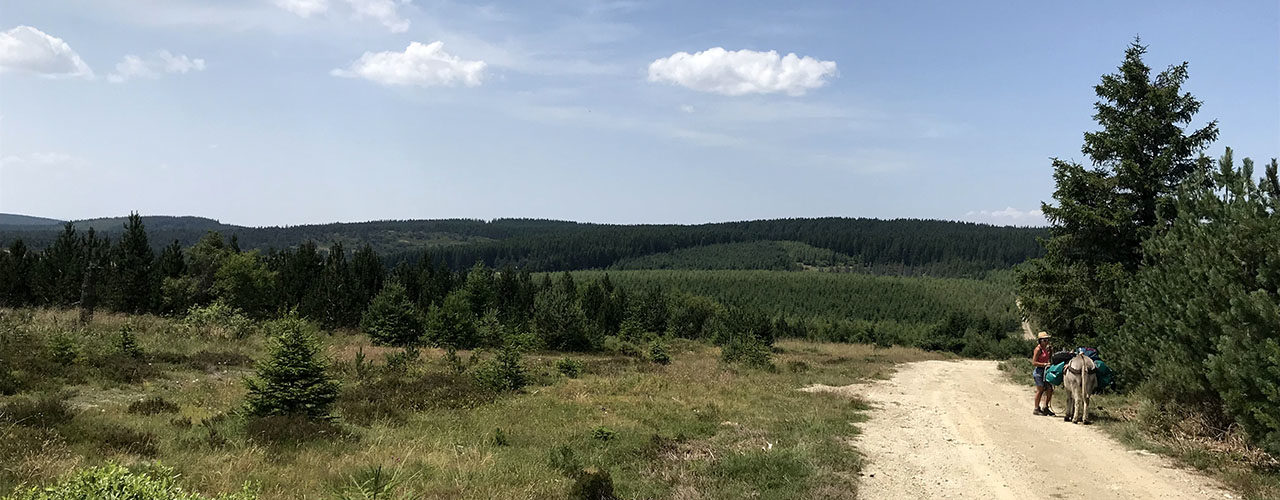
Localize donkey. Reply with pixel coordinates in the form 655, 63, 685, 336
1061, 353, 1098, 424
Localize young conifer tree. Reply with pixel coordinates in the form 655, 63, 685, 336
245, 315, 339, 419
361, 282, 424, 346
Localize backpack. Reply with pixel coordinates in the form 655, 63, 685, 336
1050, 351, 1076, 366
1045, 362, 1066, 386
1075, 347, 1101, 361
1094, 359, 1114, 389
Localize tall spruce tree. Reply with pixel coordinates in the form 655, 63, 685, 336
1017, 39, 1218, 344
350, 244, 384, 313
35, 223, 85, 305
112, 213, 156, 313
319, 242, 358, 327
156, 240, 186, 279
0, 240, 34, 306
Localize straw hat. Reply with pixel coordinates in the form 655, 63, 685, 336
1036, 332, 1052, 340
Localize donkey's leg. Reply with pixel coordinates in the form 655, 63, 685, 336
1063, 389, 1074, 422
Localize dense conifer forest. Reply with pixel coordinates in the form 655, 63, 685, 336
0, 216, 1045, 276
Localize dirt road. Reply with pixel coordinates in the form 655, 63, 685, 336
806, 360, 1236, 500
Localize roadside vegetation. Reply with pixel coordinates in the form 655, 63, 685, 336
0, 308, 940, 499
1013, 40, 1278, 498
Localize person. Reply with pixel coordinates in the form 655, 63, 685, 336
1031, 331, 1056, 416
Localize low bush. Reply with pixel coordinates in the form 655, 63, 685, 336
547, 445, 582, 477
127, 396, 180, 416
244, 414, 350, 445
4, 463, 257, 500
591, 426, 615, 441
383, 347, 421, 372
116, 326, 143, 359
182, 302, 256, 339
0, 394, 74, 428
91, 423, 160, 457
556, 358, 583, 378
93, 352, 162, 384
720, 335, 773, 370
49, 334, 79, 366
568, 467, 618, 500
548, 446, 618, 500
601, 336, 642, 358
473, 345, 527, 392
649, 340, 671, 365
337, 371, 496, 426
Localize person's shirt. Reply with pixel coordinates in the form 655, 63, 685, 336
1033, 345, 1050, 366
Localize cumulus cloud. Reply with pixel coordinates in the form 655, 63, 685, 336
647, 47, 836, 96
274, 0, 329, 17
966, 207, 1047, 226
345, 0, 410, 33
331, 41, 485, 87
0, 26, 93, 78
107, 51, 206, 83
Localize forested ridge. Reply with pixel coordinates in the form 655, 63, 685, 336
0, 216, 1045, 276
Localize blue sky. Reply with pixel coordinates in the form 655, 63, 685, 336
1, 0, 1276, 227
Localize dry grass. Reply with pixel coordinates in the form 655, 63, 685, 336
0, 308, 939, 499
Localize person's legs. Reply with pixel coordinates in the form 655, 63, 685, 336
1043, 386, 1054, 413
1033, 368, 1046, 413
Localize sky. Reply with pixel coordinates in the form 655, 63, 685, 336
0, 0, 1276, 228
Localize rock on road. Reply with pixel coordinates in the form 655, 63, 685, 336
806, 360, 1236, 500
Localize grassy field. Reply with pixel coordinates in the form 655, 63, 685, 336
1, 308, 942, 499
996, 358, 1280, 500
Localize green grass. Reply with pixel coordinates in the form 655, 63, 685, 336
996, 357, 1280, 500
1, 308, 941, 499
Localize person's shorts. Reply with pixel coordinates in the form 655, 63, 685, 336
1033, 366, 1047, 387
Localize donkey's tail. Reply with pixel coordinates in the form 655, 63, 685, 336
1079, 355, 1089, 402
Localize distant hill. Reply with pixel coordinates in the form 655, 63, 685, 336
0, 213, 65, 227
72, 215, 229, 233
0, 215, 1048, 277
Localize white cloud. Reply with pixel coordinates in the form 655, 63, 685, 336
647, 47, 837, 96
107, 50, 206, 83
270, 0, 407, 32
0, 26, 93, 78
332, 41, 485, 87
274, 0, 329, 17
966, 207, 1047, 226
679, 104, 695, 113
345, 0, 409, 33
0, 152, 81, 169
